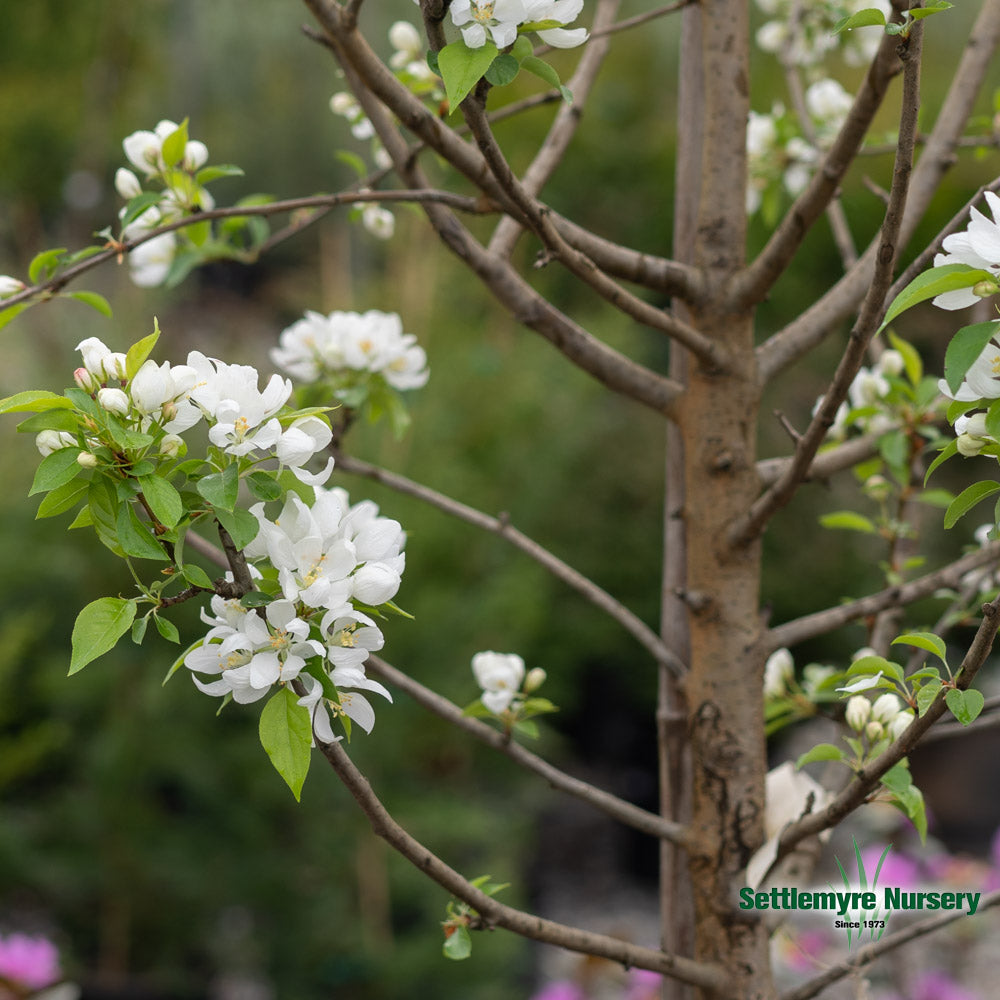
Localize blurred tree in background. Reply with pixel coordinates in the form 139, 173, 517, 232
1, 2, 1000, 999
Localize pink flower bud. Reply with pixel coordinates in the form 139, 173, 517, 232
74, 367, 97, 392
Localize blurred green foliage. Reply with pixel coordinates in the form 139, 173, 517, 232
2, 1, 1000, 997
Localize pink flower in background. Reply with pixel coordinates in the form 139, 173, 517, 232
531, 983, 585, 1000
0, 933, 60, 990
861, 844, 919, 889
625, 968, 663, 999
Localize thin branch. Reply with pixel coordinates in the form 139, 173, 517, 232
317, 738, 726, 990
755, 432, 887, 487
333, 452, 686, 674
774, 595, 1000, 859
756, 0, 1000, 381
215, 521, 254, 597
489, 0, 622, 258
589, 0, 693, 39
779, 889, 1000, 1000
365, 654, 688, 844
730, 11, 907, 310
729, 24, 923, 547
0, 189, 490, 315
767, 541, 1000, 650
310, 12, 685, 418
184, 528, 232, 571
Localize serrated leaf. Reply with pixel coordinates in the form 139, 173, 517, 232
891, 631, 947, 664
29, 447, 83, 496
795, 743, 846, 767
944, 321, 1000, 395
28, 247, 67, 284
438, 38, 498, 113
945, 687, 985, 725
819, 511, 877, 533
138, 474, 184, 528
880, 265, 994, 334
214, 507, 259, 550
0, 391, 74, 415
943, 480, 1000, 529
259, 687, 312, 801
70, 597, 137, 674
116, 502, 169, 560
833, 7, 887, 32
197, 464, 240, 512
126, 321, 161, 379
160, 119, 189, 169
36, 479, 89, 520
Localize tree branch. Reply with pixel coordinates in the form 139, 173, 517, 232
729, 22, 923, 547
333, 452, 686, 673
317, 738, 726, 990
767, 541, 1000, 650
364, 654, 688, 844
755, 432, 888, 488
756, 0, 1000, 381
773, 595, 1000, 859
779, 889, 1000, 1000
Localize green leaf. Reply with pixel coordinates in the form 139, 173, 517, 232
485, 53, 520, 87
28, 447, 83, 496
891, 632, 947, 664
62, 289, 113, 318
0, 391, 74, 415
521, 54, 562, 92
888, 781, 927, 842
944, 321, 1000, 395
916, 679, 943, 716
181, 562, 214, 589
138, 474, 184, 528
880, 264, 994, 334
438, 38, 498, 113
795, 743, 847, 767
909, 0, 953, 19
945, 688, 985, 725
442, 925, 472, 961
913, 489, 953, 509
879, 762, 913, 795
126, 322, 161, 379
259, 687, 312, 801
185, 219, 211, 247
887, 331, 922, 386
132, 615, 149, 645
833, 7, 886, 32
240, 591, 273, 609
924, 438, 958, 485
195, 164, 245, 184
28, 247, 67, 284
197, 464, 240, 512
246, 470, 282, 502
70, 597, 138, 674
116, 502, 169, 561
215, 507, 259, 550
0, 303, 29, 331
335, 151, 367, 178
36, 479, 89, 520
17, 408, 80, 435
943, 480, 1000, 529
160, 119, 189, 169
119, 192, 165, 230
154, 614, 180, 644
819, 511, 877, 533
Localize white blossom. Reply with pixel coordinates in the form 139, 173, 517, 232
361, 204, 395, 240
0, 275, 24, 298
845, 695, 871, 732
97, 387, 130, 415
763, 648, 794, 698
450, 0, 526, 48
938, 332, 1000, 401
871, 692, 903, 724
522, 0, 588, 48
932, 192, 1000, 310
472, 651, 525, 714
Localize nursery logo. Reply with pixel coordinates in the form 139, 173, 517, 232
739, 839, 983, 948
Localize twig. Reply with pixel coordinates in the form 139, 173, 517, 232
333, 452, 686, 674
317, 738, 727, 990
774, 594, 1000, 859
767, 541, 1000, 650
730, 22, 923, 547
589, 0, 693, 39
365, 654, 687, 843
215, 521, 254, 597
756, 432, 888, 488
779, 889, 1000, 1000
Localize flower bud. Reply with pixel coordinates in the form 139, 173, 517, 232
183, 140, 209, 172
524, 667, 547, 693
97, 387, 130, 415
763, 648, 794, 698
114, 167, 143, 199
865, 720, 885, 742
389, 20, 421, 53
889, 711, 914, 741
76, 336, 112, 377
330, 92, 356, 116
35, 430, 74, 457
845, 695, 871, 732
973, 279, 1000, 299
956, 434, 985, 457
73, 367, 97, 392
871, 692, 903, 724
159, 433, 185, 458
0, 275, 25, 298
103, 352, 128, 380
77, 451, 99, 468
862, 474, 891, 502
362, 204, 395, 240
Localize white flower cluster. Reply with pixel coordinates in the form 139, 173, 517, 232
115, 120, 215, 287
746, 79, 853, 215
815, 348, 905, 440
763, 647, 837, 700
441, 0, 588, 50
185, 487, 403, 738
271, 309, 429, 391
61, 337, 334, 484
844, 690, 914, 743
754, 0, 890, 68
